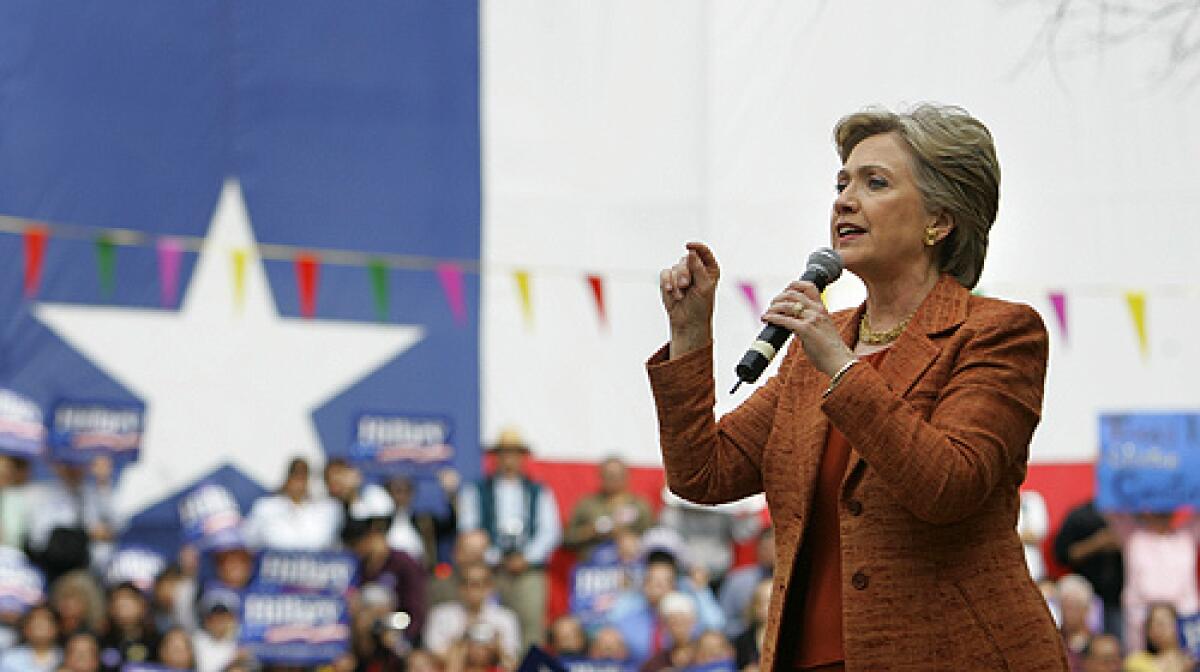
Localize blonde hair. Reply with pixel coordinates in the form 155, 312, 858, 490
834, 103, 1000, 289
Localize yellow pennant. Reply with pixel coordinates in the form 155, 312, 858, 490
231, 248, 247, 312
1124, 291, 1148, 358
514, 269, 533, 327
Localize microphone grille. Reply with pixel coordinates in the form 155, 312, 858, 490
806, 247, 843, 283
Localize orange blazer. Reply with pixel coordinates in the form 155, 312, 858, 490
647, 275, 1067, 671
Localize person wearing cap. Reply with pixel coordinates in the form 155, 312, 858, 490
457, 427, 561, 652
191, 587, 241, 672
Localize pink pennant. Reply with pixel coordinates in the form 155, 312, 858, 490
157, 238, 184, 308
436, 262, 467, 325
1048, 291, 1067, 343
738, 281, 761, 319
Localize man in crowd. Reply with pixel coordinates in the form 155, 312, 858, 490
1054, 498, 1124, 640
346, 514, 428, 646
243, 457, 340, 551
424, 562, 521, 662
564, 457, 653, 562
457, 427, 561, 651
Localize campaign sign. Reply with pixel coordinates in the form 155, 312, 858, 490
349, 413, 454, 477
0, 547, 44, 614
239, 589, 350, 665
680, 661, 736, 672
254, 550, 358, 597
569, 562, 629, 629
0, 388, 45, 459
563, 659, 637, 672
49, 401, 143, 464
105, 546, 167, 593
1180, 612, 1200, 660
178, 482, 243, 546
1097, 413, 1200, 512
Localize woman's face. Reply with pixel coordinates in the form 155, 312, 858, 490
831, 132, 942, 283
24, 608, 58, 648
1147, 606, 1179, 650
158, 629, 194, 669
63, 633, 101, 672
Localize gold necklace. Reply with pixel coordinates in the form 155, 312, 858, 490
859, 311, 913, 345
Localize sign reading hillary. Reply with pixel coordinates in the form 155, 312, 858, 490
254, 551, 358, 597
1097, 413, 1200, 512
569, 562, 629, 629
0, 389, 45, 459
105, 546, 167, 594
239, 590, 350, 665
178, 482, 243, 546
350, 413, 455, 477
0, 548, 44, 615
50, 401, 143, 464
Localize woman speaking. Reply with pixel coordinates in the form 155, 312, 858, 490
648, 104, 1067, 670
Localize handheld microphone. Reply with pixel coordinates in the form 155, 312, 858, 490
731, 248, 843, 393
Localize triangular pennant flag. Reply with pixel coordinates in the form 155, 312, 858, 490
1125, 291, 1148, 358
22, 226, 48, 299
95, 235, 116, 299
586, 274, 607, 328
1048, 291, 1068, 343
513, 270, 533, 327
369, 260, 389, 322
295, 253, 320, 318
436, 262, 467, 325
737, 280, 761, 320
231, 249, 247, 311
157, 238, 184, 308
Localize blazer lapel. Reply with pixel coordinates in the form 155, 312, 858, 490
840, 275, 969, 490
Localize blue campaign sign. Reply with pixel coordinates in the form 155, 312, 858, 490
254, 550, 358, 597
1097, 413, 1200, 512
1180, 612, 1200, 660
0, 547, 44, 615
0, 388, 44, 459
49, 400, 143, 464
563, 659, 637, 672
349, 413, 455, 478
239, 589, 350, 666
104, 546, 167, 594
178, 481, 244, 546
569, 562, 630, 629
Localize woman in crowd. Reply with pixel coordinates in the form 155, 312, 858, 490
650, 103, 1065, 669
1124, 603, 1196, 672
0, 604, 62, 672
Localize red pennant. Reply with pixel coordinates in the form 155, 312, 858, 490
586, 274, 607, 327
23, 226, 49, 299
295, 253, 320, 318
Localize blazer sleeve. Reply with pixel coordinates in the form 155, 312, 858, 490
646, 341, 783, 505
821, 303, 1048, 525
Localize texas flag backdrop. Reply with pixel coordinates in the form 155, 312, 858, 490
0, 2, 482, 533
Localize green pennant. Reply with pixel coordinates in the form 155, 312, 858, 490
96, 235, 116, 298
369, 259, 389, 322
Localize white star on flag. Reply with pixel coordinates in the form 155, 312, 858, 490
35, 180, 424, 517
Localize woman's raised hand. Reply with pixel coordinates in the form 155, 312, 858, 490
660, 242, 720, 358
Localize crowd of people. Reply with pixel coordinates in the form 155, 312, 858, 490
0, 429, 766, 672
1, 428, 1198, 672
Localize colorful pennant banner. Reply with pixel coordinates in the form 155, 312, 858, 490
231, 249, 247, 311
1048, 291, 1068, 344
369, 260, 389, 322
95, 235, 116, 299
1125, 291, 1148, 358
737, 280, 761, 321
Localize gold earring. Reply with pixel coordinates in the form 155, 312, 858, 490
924, 228, 938, 246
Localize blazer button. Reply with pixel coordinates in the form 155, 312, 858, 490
846, 500, 863, 516
851, 571, 869, 590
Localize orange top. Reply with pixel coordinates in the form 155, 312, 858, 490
794, 350, 887, 669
